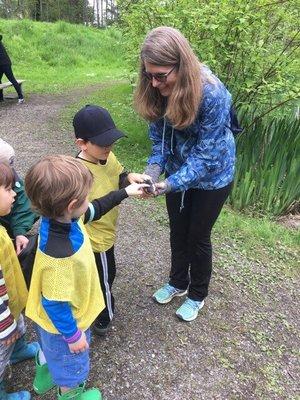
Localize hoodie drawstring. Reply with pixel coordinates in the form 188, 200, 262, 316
161, 118, 166, 155
161, 118, 183, 212
162, 118, 174, 155
170, 127, 174, 155
180, 191, 185, 213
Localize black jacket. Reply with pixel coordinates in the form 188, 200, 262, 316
0, 35, 11, 66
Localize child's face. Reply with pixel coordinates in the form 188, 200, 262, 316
0, 185, 16, 216
76, 139, 113, 163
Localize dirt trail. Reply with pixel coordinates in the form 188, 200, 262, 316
0, 91, 299, 400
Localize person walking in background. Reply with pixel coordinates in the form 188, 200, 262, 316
0, 34, 24, 104
135, 27, 236, 322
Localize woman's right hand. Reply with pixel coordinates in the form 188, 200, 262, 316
68, 331, 89, 354
125, 182, 150, 197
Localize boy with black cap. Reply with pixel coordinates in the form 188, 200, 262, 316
73, 104, 151, 336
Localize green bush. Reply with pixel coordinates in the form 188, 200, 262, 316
118, 0, 300, 122
230, 116, 300, 215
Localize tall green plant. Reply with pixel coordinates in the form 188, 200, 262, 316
117, 0, 300, 122
230, 117, 300, 215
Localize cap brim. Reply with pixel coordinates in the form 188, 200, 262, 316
88, 128, 126, 147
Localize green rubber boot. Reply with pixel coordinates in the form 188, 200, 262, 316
58, 383, 102, 400
33, 352, 55, 394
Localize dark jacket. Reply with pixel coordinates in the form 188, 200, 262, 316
0, 35, 11, 66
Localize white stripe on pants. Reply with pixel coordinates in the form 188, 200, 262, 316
100, 251, 114, 321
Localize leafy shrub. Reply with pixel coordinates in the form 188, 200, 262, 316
230, 116, 300, 215
118, 0, 300, 122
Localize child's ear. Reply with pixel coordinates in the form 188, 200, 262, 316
75, 138, 87, 150
67, 199, 78, 213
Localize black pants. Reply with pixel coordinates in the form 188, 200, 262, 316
166, 183, 232, 301
0, 64, 23, 100
94, 246, 116, 326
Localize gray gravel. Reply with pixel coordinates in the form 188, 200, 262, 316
1, 91, 299, 400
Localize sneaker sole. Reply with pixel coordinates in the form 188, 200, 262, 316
176, 301, 205, 322
153, 290, 187, 304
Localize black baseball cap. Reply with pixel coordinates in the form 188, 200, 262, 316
73, 104, 126, 146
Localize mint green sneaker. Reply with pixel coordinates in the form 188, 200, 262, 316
176, 298, 204, 321
153, 283, 187, 304
0, 381, 31, 400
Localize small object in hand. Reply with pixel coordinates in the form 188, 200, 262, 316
143, 178, 156, 194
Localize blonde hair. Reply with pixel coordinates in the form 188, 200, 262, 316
134, 26, 202, 129
25, 155, 93, 219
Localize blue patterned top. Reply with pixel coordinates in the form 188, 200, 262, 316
147, 66, 236, 191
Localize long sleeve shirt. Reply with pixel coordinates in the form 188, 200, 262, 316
30, 187, 128, 342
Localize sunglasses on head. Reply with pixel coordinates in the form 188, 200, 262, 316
143, 65, 177, 83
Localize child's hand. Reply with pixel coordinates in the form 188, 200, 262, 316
1, 330, 21, 346
15, 235, 29, 255
127, 172, 152, 184
68, 331, 89, 354
125, 182, 150, 197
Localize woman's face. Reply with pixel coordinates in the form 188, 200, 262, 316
144, 62, 178, 97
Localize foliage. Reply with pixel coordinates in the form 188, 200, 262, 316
0, 0, 94, 24
230, 116, 300, 216
117, 0, 300, 122
0, 0, 118, 26
0, 18, 127, 93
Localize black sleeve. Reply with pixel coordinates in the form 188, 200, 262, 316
83, 189, 128, 224
119, 171, 130, 189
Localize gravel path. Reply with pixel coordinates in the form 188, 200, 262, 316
1, 91, 299, 400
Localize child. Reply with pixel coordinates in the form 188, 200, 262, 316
0, 161, 39, 400
24, 155, 147, 399
73, 104, 151, 336
0, 138, 38, 255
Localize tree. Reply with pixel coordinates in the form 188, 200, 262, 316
117, 0, 300, 123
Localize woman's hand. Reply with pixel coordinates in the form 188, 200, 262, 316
127, 172, 152, 184
68, 331, 89, 354
155, 180, 172, 196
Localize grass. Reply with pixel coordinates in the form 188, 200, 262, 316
0, 18, 128, 93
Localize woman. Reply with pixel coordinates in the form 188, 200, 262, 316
135, 27, 235, 322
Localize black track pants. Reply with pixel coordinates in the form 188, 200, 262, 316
94, 246, 116, 325
166, 183, 232, 301
0, 64, 23, 100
